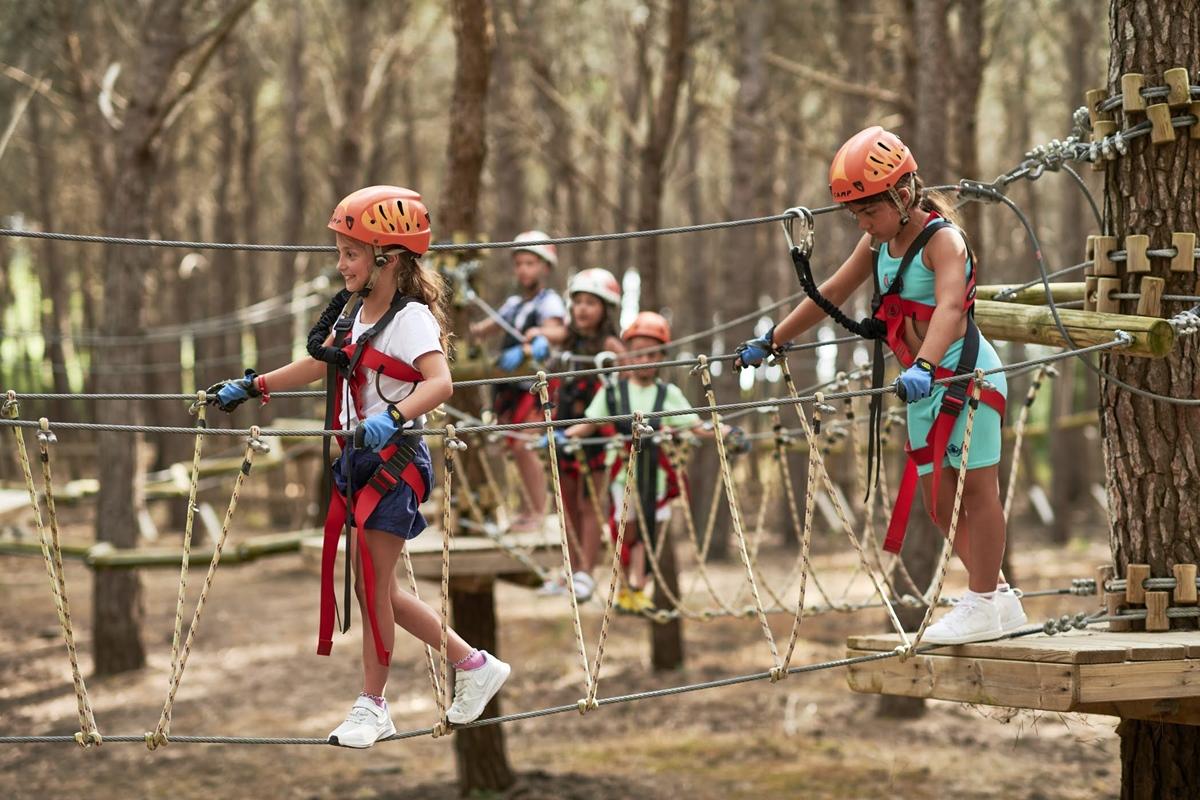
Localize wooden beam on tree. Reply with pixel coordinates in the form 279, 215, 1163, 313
974, 299, 1175, 358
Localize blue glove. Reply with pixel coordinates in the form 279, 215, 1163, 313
895, 359, 935, 403
529, 334, 550, 362
535, 429, 569, 449
207, 369, 261, 413
357, 411, 400, 452
734, 325, 779, 370
498, 345, 525, 372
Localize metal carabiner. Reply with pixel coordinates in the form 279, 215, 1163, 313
780, 206, 815, 259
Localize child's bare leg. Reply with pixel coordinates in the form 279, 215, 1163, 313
576, 471, 605, 574
922, 465, 1006, 593
560, 472, 584, 569
627, 541, 646, 589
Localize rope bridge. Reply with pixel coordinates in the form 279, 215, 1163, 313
2, 95, 1198, 748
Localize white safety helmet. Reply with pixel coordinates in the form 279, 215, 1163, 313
568, 268, 622, 307
512, 230, 558, 268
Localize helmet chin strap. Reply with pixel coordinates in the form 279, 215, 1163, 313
886, 186, 911, 227
362, 246, 390, 297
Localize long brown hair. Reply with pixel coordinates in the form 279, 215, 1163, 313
908, 173, 963, 228
566, 300, 621, 355
395, 250, 453, 357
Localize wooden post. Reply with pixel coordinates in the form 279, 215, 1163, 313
450, 576, 515, 792
1107, 590, 1133, 632
1171, 232, 1197, 273
650, 530, 685, 672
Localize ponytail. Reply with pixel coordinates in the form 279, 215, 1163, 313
909, 173, 963, 228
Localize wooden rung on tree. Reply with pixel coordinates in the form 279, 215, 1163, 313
1086, 87, 1113, 126
1137, 276, 1166, 317
1164, 67, 1191, 107
1174, 565, 1199, 605
1191, 102, 1200, 139
1147, 103, 1176, 144
1107, 590, 1135, 632
1121, 73, 1147, 112
1096, 277, 1122, 314
1126, 564, 1151, 605
1146, 591, 1171, 632
1092, 235, 1119, 276
973, 300, 1175, 358
1171, 232, 1197, 273
1125, 234, 1151, 273
1085, 276, 1099, 311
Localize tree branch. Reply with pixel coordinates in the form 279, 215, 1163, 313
765, 51, 910, 110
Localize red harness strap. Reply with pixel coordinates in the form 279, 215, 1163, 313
607, 448, 681, 566
882, 368, 1006, 554
317, 440, 427, 665
318, 339, 426, 666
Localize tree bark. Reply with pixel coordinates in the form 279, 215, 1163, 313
1103, 2, 1200, 795
633, 0, 689, 311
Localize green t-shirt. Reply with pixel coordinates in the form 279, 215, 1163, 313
584, 379, 700, 511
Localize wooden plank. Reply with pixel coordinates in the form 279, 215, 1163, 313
1078, 659, 1200, 703
847, 632, 1129, 664
1084, 632, 1187, 660
846, 649, 1077, 711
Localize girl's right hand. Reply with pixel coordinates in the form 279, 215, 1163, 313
207, 370, 261, 412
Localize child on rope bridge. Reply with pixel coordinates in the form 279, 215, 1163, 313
468, 231, 567, 533
531, 268, 626, 602
736, 128, 1026, 645
208, 186, 510, 748
559, 311, 743, 613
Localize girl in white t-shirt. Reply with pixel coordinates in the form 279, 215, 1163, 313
209, 186, 510, 748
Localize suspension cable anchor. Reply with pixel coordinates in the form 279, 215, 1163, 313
248, 426, 270, 454
2, 390, 17, 418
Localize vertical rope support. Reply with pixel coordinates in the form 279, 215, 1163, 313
778, 360, 909, 645
775, 399, 820, 676
400, 546, 444, 707
4, 398, 102, 748
534, 372, 592, 695
152, 393, 207, 749
904, 372, 984, 658
580, 415, 644, 711
1003, 365, 1051, 519
433, 426, 457, 736
667, 438, 743, 617
695, 357, 781, 670
147, 426, 264, 749
771, 400, 840, 612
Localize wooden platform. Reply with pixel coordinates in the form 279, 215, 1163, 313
299, 520, 563, 586
846, 630, 1200, 725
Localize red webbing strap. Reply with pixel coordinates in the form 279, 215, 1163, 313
317, 451, 426, 665
881, 383, 1006, 555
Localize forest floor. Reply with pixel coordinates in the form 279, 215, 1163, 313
0, 521, 1120, 800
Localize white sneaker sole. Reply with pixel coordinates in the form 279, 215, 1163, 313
923, 626, 1006, 646
447, 660, 512, 725
328, 717, 396, 749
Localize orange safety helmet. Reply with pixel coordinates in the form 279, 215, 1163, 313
828, 126, 918, 204
327, 185, 433, 256
622, 311, 671, 345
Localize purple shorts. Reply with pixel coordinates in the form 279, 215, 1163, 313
331, 438, 433, 539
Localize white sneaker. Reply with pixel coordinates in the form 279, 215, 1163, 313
328, 695, 396, 748
923, 593, 1003, 645
536, 578, 568, 596
996, 587, 1028, 632
446, 651, 511, 725
571, 571, 595, 602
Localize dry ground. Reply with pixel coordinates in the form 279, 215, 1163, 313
0, 524, 1119, 800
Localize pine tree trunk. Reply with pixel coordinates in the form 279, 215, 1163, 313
1103, 2, 1200, 796
633, 0, 689, 312
441, 3, 510, 793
